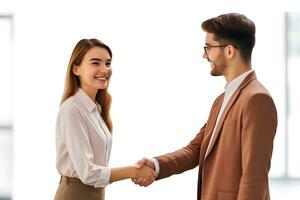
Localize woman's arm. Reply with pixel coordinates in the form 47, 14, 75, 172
59, 104, 157, 186
110, 165, 157, 185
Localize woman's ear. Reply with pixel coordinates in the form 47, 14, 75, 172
72, 65, 80, 76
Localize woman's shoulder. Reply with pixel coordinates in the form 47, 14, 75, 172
59, 96, 81, 115
58, 92, 90, 118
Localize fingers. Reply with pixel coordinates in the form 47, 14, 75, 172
132, 177, 144, 185
132, 175, 152, 186
140, 158, 155, 168
132, 165, 157, 187
134, 177, 153, 187
135, 157, 148, 169
143, 158, 155, 170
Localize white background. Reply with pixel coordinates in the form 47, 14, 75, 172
1, 0, 298, 199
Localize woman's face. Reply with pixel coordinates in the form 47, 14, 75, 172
73, 47, 112, 98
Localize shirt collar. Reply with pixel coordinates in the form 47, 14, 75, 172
75, 88, 98, 113
225, 69, 253, 94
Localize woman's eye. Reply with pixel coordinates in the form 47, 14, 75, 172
106, 63, 111, 67
91, 62, 99, 65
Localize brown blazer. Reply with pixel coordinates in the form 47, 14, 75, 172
155, 72, 277, 200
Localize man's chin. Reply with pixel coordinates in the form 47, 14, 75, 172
210, 71, 221, 76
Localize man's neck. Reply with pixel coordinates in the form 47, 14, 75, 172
224, 62, 252, 83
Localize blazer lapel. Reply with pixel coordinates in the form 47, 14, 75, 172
205, 95, 224, 139
198, 94, 224, 166
204, 71, 257, 159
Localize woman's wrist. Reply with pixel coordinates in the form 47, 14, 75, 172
131, 165, 138, 179
110, 165, 139, 183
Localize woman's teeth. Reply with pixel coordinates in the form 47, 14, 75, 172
96, 77, 106, 80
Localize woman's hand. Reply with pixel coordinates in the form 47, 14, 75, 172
132, 165, 157, 187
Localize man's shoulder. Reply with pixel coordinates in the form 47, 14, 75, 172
242, 79, 271, 97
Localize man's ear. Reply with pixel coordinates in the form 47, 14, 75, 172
226, 45, 236, 59
72, 65, 80, 76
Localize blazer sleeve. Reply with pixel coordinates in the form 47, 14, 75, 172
155, 123, 206, 180
238, 93, 277, 199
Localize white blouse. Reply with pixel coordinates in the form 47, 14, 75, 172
56, 88, 112, 187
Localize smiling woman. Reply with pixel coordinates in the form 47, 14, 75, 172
54, 39, 157, 200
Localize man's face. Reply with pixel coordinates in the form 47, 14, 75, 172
203, 33, 228, 76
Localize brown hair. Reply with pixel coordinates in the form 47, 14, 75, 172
201, 13, 255, 62
61, 38, 113, 132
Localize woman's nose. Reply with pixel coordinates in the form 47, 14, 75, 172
100, 64, 109, 72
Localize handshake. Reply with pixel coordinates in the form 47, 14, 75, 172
131, 158, 157, 187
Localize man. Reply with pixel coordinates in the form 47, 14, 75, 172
133, 13, 278, 200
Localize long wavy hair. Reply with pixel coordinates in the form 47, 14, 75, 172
61, 38, 113, 132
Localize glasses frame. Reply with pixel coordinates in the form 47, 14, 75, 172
203, 44, 239, 60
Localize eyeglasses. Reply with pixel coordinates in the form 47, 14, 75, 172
204, 45, 227, 55
203, 44, 239, 55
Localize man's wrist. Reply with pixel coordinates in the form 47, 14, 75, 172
151, 158, 160, 174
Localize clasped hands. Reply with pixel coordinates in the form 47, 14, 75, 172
132, 158, 156, 187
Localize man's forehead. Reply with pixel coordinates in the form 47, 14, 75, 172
205, 33, 217, 42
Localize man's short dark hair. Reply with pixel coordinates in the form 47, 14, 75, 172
201, 13, 255, 62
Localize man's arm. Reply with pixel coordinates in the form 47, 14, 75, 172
133, 123, 206, 187
155, 123, 206, 179
238, 93, 277, 199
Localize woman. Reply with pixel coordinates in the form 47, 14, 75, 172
54, 38, 156, 200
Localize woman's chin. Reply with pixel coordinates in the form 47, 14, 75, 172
96, 84, 108, 90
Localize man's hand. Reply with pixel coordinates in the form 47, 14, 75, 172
132, 158, 156, 187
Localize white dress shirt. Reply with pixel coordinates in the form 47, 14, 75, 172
56, 88, 112, 188
152, 69, 253, 173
